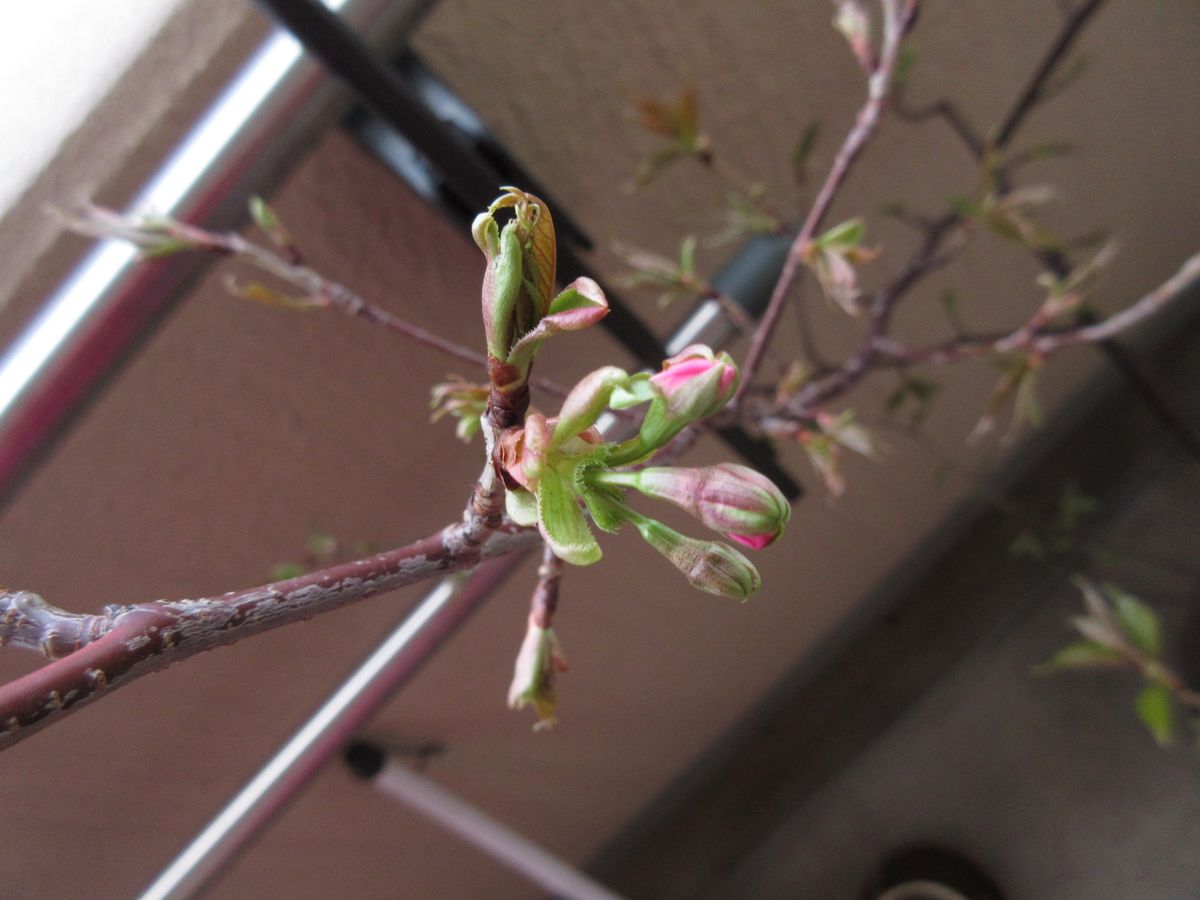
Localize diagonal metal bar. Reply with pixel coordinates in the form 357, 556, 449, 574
139, 558, 527, 900
0, 0, 436, 507
347, 742, 625, 900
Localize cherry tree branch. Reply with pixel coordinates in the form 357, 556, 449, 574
529, 545, 564, 631
737, 0, 920, 398
760, 251, 1200, 418
0, 466, 538, 750
992, 0, 1107, 151
894, 96, 985, 158
66, 207, 572, 400
752, 0, 1200, 450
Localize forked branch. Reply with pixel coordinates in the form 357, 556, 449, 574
737, 0, 920, 397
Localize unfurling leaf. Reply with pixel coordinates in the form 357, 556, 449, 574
833, 1, 874, 70
894, 44, 918, 89
616, 237, 703, 307
430, 377, 489, 442
1106, 584, 1163, 659
884, 376, 939, 425
967, 186, 1064, 253
508, 619, 568, 730
970, 356, 1042, 443
806, 219, 880, 316
1034, 640, 1124, 674
248, 196, 293, 252
507, 277, 610, 372
1135, 682, 1175, 747
635, 85, 700, 144
632, 85, 709, 184
792, 119, 822, 185
775, 360, 811, 404
225, 278, 321, 311
717, 191, 781, 243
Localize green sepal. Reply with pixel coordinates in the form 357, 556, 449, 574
551, 366, 631, 448
536, 466, 601, 566
576, 472, 629, 534
609, 374, 657, 409
506, 487, 539, 527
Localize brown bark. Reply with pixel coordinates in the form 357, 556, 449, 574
0, 524, 540, 750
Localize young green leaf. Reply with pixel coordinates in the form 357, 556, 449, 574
1106, 584, 1162, 659
1135, 682, 1175, 747
817, 218, 866, 249
894, 44, 918, 89
249, 196, 279, 232
1034, 640, 1124, 674
792, 119, 822, 184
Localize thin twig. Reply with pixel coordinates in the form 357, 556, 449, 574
736, 0, 920, 400
766, 251, 1200, 419
69, 207, 572, 400
870, 252, 1200, 366
894, 97, 985, 158
529, 545, 564, 630
993, 0, 1108, 150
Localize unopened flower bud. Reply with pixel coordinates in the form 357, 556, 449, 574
833, 1, 874, 71
633, 517, 761, 600
593, 463, 789, 549
507, 617, 567, 729
651, 345, 738, 413
637, 345, 739, 450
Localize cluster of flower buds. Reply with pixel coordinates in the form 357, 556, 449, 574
499, 345, 789, 600
472, 187, 609, 421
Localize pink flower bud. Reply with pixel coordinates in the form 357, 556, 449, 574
649, 345, 738, 415
634, 345, 739, 452
591, 463, 789, 548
